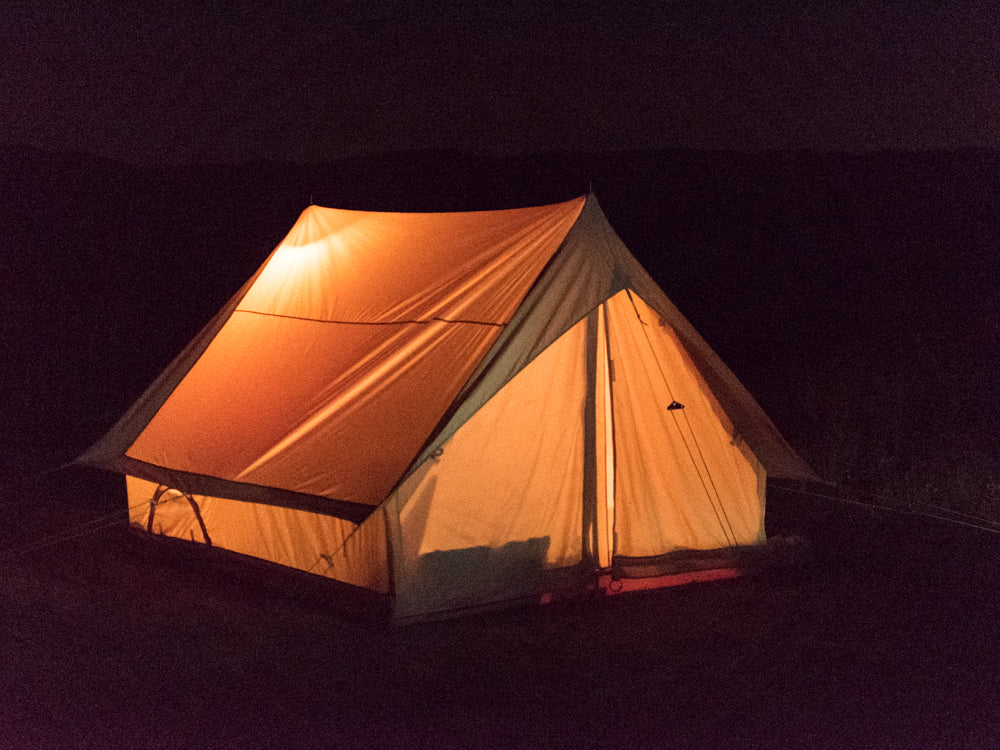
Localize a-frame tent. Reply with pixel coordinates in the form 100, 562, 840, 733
78, 194, 815, 621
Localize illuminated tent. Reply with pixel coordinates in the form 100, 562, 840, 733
78, 194, 814, 620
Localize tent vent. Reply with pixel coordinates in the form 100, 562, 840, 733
667, 401, 685, 411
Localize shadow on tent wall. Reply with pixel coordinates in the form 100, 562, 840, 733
395, 536, 552, 621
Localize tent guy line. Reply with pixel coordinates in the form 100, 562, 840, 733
771, 483, 1000, 536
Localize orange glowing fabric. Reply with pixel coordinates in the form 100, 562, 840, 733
122, 199, 585, 508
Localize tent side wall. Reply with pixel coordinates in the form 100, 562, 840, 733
407, 195, 815, 489
126, 476, 390, 593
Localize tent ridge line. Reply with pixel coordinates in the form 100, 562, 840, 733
234, 308, 504, 328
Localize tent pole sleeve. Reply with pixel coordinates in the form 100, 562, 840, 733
601, 302, 619, 561
582, 308, 600, 565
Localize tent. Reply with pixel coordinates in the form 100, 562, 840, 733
78, 194, 815, 621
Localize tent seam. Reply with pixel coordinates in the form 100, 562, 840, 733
233, 308, 504, 327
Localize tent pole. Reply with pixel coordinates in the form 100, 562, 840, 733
581, 309, 600, 567
600, 302, 619, 564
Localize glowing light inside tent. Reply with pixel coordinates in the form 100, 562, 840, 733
271, 229, 355, 277
239, 227, 367, 321
238, 200, 585, 326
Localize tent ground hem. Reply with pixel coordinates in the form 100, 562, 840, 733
612, 536, 811, 579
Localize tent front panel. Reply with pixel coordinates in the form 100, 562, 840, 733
126, 476, 389, 592
605, 291, 766, 556
390, 316, 590, 619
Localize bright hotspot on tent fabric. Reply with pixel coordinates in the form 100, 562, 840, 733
76, 194, 815, 622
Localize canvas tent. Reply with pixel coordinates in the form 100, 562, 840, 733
78, 194, 814, 621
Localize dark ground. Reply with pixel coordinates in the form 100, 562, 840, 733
1, 473, 999, 749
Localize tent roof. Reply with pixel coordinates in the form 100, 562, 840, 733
78, 194, 816, 523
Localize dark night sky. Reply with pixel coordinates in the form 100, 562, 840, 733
4, 1, 999, 164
